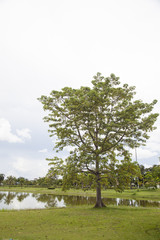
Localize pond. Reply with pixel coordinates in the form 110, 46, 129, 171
0, 191, 160, 210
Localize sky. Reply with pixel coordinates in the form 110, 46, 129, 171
0, 0, 160, 179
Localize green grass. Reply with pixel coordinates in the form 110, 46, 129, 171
1, 186, 160, 201
0, 206, 160, 240
0, 187, 160, 239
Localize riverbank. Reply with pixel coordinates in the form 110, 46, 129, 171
0, 205, 160, 240
0, 186, 160, 201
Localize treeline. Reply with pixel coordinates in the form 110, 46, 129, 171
0, 164, 160, 190
0, 173, 62, 188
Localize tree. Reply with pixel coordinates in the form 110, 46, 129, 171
152, 165, 160, 187
38, 73, 158, 207
5, 176, 17, 187
138, 164, 146, 187
45, 168, 61, 188
0, 174, 5, 185
17, 177, 28, 188
115, 160, 141, 189
144, 165, 160, 188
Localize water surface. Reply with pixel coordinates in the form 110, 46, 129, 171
0, 191, 159, 210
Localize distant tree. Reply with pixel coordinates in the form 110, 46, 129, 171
152, 165, 160, 184
115, 160, 141, 190
0, 174, 5, 185
39, 73, 158, 207
17, 177, 28, 188
5, 176, 17, 187
45, 168, 59, 188
138, 164, 146, 187
34, 177, 46, 186
145, 165, 160, 188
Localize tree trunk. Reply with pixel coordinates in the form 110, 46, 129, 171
94, 181, 106, 208
94, 155, 106, 208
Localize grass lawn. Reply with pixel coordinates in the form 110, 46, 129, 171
1, 186, 160, 201
0, 206, 160, 240
0, 188, 160, 239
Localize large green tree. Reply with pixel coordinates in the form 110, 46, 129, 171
38, 73, 158, 207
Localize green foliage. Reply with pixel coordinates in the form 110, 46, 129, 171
38, 73, 158, 205
17, 177, 29, 187
115, 160, 141, 191
45, 167, 62, 188
4, 176, 17, 187
144, 165, 160, 188
0, 174, 5, 184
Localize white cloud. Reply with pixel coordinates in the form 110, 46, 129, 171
146, 125, 160, 152
0, 118, 31, 143
16, 128, 31, 139
146, 142, 160, 152
144, 164, 153, 169
13, 157, 29, 173
38, 148, 48, 153
5, 170, 19, 178
131, 148, 158, 160
0, 118, 22, 143
12, 157, 49, 179
129, 122, 160, 162
64, 146, 75, 152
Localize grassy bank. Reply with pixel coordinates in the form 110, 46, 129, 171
0, 186, 160, 201
0, 206, 160, 240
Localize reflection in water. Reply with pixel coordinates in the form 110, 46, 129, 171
4, 192, 17, 205
0, 192, 6, 202
0, 191, 160, 210
17, 193, 29, 202
32, 193, 57, 208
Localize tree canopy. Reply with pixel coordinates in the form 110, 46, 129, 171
38, 73, 158, 207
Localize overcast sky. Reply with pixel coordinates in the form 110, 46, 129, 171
0, 0, 160, 179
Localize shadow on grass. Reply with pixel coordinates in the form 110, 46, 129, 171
88, 205, 151, 212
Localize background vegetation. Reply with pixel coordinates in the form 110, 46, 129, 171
1, 164, 160, 190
